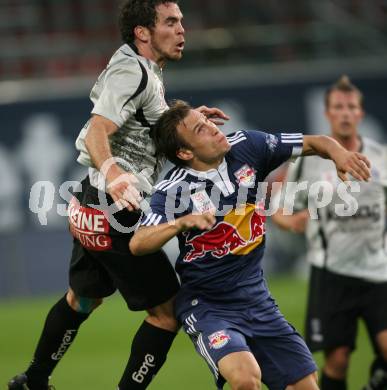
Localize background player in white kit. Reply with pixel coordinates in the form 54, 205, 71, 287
272, 76, 387, 390
8, 1, 227, 389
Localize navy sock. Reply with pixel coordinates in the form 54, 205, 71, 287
118, 321, 177, 390
25, 295, 89, 388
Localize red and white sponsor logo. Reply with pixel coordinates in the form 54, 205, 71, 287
68, 197, 112, 251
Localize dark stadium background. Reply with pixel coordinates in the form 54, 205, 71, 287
1, 1, 386, 388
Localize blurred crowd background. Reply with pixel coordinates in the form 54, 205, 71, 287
0, 0, 387, 298
1, 0, 387, 79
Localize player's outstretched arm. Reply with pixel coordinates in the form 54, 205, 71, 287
271, 209, 309, 233
130, 213, 216, 256
302, 135, 371, 182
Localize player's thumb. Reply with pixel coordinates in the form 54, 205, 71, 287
337, 170, 349, 182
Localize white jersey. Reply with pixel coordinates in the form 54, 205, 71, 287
282, 137, 387, 282
75, 43, 168, 189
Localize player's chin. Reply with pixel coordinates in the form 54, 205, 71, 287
168, 51, 183, 61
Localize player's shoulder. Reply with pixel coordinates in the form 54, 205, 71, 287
226, 130, 248, 146
154, 166, 190, 193
109, 44, 140, 65
227, 129, 280, 152
106, 45, 144, 77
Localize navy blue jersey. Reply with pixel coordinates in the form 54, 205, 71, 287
141, 130, 303, 305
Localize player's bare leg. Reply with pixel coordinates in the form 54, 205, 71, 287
66, 288, 103, 312
145, 295, 178, 331
324, 346, 350, 379
218, 351, 261, 390
286, 372, 319, 390
320, 346, 350, 390
376, 330, 387, 363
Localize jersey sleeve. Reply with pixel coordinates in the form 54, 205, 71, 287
91, 58, 144, 128
245, 130, 303, 178
140, 190, 169, 227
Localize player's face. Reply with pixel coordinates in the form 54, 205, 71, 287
325, 90, 364, 140
150, 3, 185, 65
176, 109, 231, 169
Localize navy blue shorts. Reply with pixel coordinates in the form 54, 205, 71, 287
180, 297, 317, 390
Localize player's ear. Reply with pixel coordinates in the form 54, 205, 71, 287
134, 26, 151, 43
176, 148, 193, 162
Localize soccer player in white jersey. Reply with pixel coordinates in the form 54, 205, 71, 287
8, 1, 227, 389
272, 76, 387, 390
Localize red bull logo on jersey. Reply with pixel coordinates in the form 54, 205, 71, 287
68, 196, 112, 251
208, 330, 231, 350
234, 164, 256, 187
183, 204, 266, 262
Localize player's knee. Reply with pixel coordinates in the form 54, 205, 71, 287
375, 330, 387, 362
146, 311, 178, 332
229, 369, 261, 390
146, 298, 179, 332
325, 347, 350, 377
378, 344, 387, 362
66, 290, 103, 313
230, 373, 261, 390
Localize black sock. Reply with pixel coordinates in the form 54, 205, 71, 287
321, 372, 347, 390
25, 295, 90, 388
118, 321, 177, 390
363, 357, 387, 390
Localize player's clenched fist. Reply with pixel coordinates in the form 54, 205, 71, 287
175, 212, 216, 232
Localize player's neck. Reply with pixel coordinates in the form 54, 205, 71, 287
135, 42, 165, 68
188, 157, 223, 172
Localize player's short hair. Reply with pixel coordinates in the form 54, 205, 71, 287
325, 75, 364, 108
119, 0, 179, 44
153, 100, 192, 166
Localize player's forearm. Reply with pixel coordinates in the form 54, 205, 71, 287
302, 135, 344, 159
84, 115, 122, 182
271, 209, 291, 231
130, 222, 181, 256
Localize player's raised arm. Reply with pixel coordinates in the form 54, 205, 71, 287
85, 114, 141, 210
130, 213, 216, 256
302, 135, 371, 182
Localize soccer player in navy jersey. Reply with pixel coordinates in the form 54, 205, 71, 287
129, 100, 371, 390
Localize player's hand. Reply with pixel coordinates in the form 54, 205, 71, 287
175, 212, 216, 232
106, 168, 142, 211
333, 151, 371, 182
195, 105, 230, 126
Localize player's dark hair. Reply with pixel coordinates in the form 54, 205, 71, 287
153, 100, 192, 166
325, 75, 363, 108
119, 0, 179, 44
